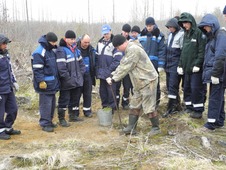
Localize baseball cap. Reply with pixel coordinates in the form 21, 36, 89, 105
102, 24, 111, 35
0, 34, 11, 44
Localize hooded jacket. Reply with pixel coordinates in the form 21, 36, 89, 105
178, 12, 206, 74
56, 38, 86, 90
31, 35, 60, 94
165, 18, 184, 72
198, 14, 226, 83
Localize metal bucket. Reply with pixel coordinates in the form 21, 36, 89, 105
97, 107, 112, 126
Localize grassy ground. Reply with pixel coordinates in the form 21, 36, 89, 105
1, 77, 226, 169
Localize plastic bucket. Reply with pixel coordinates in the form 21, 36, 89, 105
97, 108, 112, 126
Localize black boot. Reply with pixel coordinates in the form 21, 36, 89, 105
162, 98, 179, 118
58, 108, 70, 127
0, 131, 10, 140
69, 109, 83, 122
122, 97, 130, 110
149, 112, 161, 136
123, 114, 139, 135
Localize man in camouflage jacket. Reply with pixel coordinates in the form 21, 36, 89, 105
106, 34, 160, 136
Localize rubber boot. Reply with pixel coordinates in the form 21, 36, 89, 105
58, 108, 70, 127
148, 112, 161, 136
123, 114, 139, 135
69, 109, 83, 122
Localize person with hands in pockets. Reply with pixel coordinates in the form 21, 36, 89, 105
177, 12, 206, 119
106, 34, 160, 136
198, 14, 226, 131
32, 32, 60, 132
0, 34, 21, 140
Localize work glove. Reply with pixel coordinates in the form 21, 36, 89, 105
158, 67, 164, 73
13, 82, 19, 91
39, 81, 47, 89
192, 66, 200, 73
106, 77, 112, 85
177, 67, 183, 75
211, 76, 219, 84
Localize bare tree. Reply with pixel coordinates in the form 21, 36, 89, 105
112, 0, 115, 23
88, 0, 90, 24
25, 0, 29, 24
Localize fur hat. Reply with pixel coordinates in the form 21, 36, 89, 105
112, 34, 126, 47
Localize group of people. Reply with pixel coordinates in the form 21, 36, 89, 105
1, 6, 226, 140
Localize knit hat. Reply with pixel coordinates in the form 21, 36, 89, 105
122, 24, 131, 33
145, 17, 155, 25
65, 30, 76, 38
223, 5, 226, 14
112, 34, 126, 47
102, 24, 111, 35
131, 25, 141, 33
0, 34, 11, 44
46, 32, 58, 42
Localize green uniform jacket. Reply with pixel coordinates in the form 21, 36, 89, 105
112, 41, 158, 91
178, 12, 206, 74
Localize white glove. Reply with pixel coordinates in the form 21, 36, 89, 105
158, 67, 164, 73
177, 67, 183, 75
192, 66, 200, 73
13, 82, 19, 91
106, 77, 112, 85
211, 76, 219, 84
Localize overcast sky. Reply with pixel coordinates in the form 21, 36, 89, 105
4, 0, 226, 23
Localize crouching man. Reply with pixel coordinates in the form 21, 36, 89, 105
106, 34, 160, 136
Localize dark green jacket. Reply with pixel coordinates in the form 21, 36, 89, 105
178, 12, 206, 74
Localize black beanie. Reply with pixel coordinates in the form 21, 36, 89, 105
46, 32, 58, 42
223, 5, 226, 14
112, 34, 126, 47
131, 25, 141, 33
65, 30, 76, 38
145, 17, 155, 25
122, 24, 131, 33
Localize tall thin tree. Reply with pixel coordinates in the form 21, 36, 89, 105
25, 0, 29, 24
113, 0, 115, 23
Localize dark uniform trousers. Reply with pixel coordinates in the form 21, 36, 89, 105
183, 72, 206, 112
0, 92, 18, 130
166, 72, 181, 99
116, 74, 133, 108
99, 79, 116, 109
79, 73, 92, 115
207, 83, 225, 125
39, 94, 56, 127
58, 88, 81, 114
